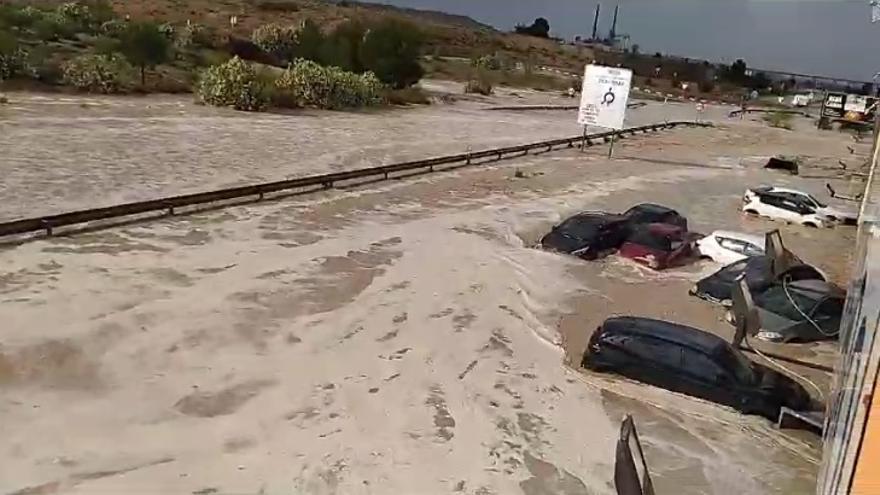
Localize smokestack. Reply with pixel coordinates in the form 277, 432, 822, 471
592, 4, 600, 40
609, 4, 619, 40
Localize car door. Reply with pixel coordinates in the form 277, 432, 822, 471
615, 336, 684, 389
677, 347, 738, 408
775, 196, 809, 222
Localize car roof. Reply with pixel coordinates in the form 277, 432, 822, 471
601, 316, 727, 354
559, 211, 628, 226
625, 203, 677, 214
751, 186, 810, 196
787, 279, 845, 298
710, 230, 765, 246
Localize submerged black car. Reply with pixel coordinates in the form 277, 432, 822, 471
623, 203, 688, 230
749, 279, 844, 343
690, 255, 825, 305
540, 213, 631, 260
582, 316, 812, 421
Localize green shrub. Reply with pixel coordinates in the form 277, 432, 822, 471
360, 19, 424, 89
196, 56, 270, 111
33, 13, 75, 41
175, 22, 209, 49
464, 77, 493, 95
251, 23, 297, 61
0, 5, 44, 29
62, 53, 130, 93
57, 2, 92, 24
0, 32, 30, 81
118, 21, 172, 85
471, 54, 502, 71
274, 59, 382, 109
100, 19, 126, 36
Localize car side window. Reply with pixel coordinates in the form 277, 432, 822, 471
718, 237, 746, 254
624, 336, 682, 369
743, 242, 764, 256
680, 347, 726, 383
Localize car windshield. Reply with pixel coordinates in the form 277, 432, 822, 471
557, 216, 603, 240
806, 194, 826, 208
756, 285, 822, 322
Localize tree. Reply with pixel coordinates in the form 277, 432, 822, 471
724, 58, 747, 83
294, 19, 324, 63
119, 22, 171, 86
514, 17, 550, 38
360, 19, 424, 89
318, 20, 366, 72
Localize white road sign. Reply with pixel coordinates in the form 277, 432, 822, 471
578, 65, 632, 129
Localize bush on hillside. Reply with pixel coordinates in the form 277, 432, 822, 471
464, 77, 493, 96
360, 19, 424, 89
0, 32, 32, 81
174, 22, 210, 49
62, 53, 130, 93
273, 58, 382, 109
196, 56, 270, 111
251, 23, 297, 61
118, 21, 172, 85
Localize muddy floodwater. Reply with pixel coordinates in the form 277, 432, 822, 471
0, 88, 865, 494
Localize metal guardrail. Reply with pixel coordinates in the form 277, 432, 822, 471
0, 121, 711, 239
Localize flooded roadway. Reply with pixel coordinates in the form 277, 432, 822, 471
0, 93, 865, 494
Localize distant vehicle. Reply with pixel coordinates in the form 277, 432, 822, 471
582, 316, 812, 421
541, 212, 631, 259
727, 279, 844, 343
619, 223, 697, 270
623, 203, 688, 230
742, 186, 857, 227
696, 230, 765, 265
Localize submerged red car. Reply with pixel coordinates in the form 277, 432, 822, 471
618, 223, 699, 270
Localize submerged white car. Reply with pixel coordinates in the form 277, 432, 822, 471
696, 230, 765, 265
742, 186, 856, 228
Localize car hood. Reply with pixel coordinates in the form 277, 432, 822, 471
754, 365, 812, 411
818, 205, 858, 222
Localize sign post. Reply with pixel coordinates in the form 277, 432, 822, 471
578, 64, 632, 158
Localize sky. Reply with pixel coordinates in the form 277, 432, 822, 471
373, 0, 880, 81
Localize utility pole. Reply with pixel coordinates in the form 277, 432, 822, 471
609, 4, 619, 41
592, 4, 601, 40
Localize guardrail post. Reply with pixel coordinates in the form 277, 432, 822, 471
429, 164, 434, 172
167, 206, 175, 216
41, 220, 52, 236
323, 181, 333, 189
258, 192, 264, 201
466, 152, 472, 164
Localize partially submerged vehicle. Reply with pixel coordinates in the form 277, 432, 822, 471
622, 203, 688, 230
691, 231, 825, 305
696, 230, 765, 265
540, 212, 631, 259
619, 223, 697, 270
582, 316, 812, 421
542, 204, 691, 264
742, 186, 857, 227
730, 279, 844, 343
